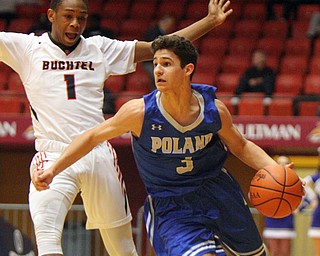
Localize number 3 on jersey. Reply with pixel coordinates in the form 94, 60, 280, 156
176, 157, 193, 174
64, 74, 76, 100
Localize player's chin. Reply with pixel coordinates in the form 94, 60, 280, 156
64, 34, 80, 46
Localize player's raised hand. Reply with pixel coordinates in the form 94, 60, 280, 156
207, 0, 233, 26
32, 168, 54, 191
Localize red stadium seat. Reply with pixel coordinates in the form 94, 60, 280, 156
185, 2, 209, 20
156, 1, 186, 21
114, 91, 144, 112
298, 101, 320, 116
0, 71, 8, 91
192, 71, 216, 86
129, 2, 157, 21
274, 74, 304, 96
7, 18, 34, 33
0, 96, 22, 113
242, 3, 266, 21
0, 19, 6, 31
267, 98, 293, 116
119, 19, 149, 39
291, 21, 310, 39
255, 37, 285, 57
297, 4, 320, 21
219, 96, 235, 115
313, 40, 320, 58
16, 3, 45, 18
262, 20, 289, 40
104, 76, 126, 94
7, 72, 25, 93
266, 55, 281, 72
125, 72, 152, 94
215, 72, 241, 94
100, 19, 121, 37
199, 37, 229, 57
284, 38, 311, 57
279, 55, 308, 75
102, 2, 129, 21
228, 37, 257, 56
227, 2, 243, 21
197, 55, 221, 73
238, 98, 265, 116
234, 20, 263, 39
303, 74, 320, 95
309, 56, 320, 74
204, 20, 234, 39
221, 55, 250, 74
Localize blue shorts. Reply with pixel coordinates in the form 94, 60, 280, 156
144, 169, 266, 256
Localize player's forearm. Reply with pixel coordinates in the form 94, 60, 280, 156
50, 131, 98, 176
170, 16, 219, 42
232, 140, 277, 171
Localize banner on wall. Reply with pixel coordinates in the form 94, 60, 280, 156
0, 115, 319, 148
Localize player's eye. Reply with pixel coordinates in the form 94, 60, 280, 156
78, 16, 87, 22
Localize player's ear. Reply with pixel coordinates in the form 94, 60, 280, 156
47, 9, 55, 23
184, 63, 194, 77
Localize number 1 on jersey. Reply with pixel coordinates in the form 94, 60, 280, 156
64, 74, 76, 100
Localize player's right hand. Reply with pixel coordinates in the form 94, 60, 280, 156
32, 168, 54, 191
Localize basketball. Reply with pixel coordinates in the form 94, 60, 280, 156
249, 165, 304, 218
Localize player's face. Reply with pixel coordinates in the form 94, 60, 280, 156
153, 49, 193, 92
48, 0, 88, 47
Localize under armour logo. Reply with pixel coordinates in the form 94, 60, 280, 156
151, 124, 162, 130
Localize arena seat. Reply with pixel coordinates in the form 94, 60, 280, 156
268, 98, 293, 116
298, 101, 320, 116
237, 98, 265, 116
303, 74, 320, 95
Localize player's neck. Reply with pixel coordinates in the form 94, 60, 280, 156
160, 90, 200, 126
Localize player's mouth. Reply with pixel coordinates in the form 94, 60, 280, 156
156, 78, 166, 84
65, 32, 78, 41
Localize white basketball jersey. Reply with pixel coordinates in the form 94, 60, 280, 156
0, 32, 136, 149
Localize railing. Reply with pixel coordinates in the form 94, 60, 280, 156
0, 204, 150, 256
0, 204, 314, 256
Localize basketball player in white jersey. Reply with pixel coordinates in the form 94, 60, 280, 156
0, 0, 232, 255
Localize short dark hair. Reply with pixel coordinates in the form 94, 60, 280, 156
50, 0, 88, 11
152, 35, 198, 78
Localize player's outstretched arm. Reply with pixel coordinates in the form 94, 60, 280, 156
32, 99, 144, 191
134, 0, 233, 62
215, 99, 277, 171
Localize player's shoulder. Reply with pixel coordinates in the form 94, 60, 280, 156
119, 98, 144, 116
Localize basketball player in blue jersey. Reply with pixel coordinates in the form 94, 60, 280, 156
30, 35, 282, 256
0, 0, 233, 255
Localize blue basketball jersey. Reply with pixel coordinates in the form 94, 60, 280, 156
132, 84, 228, 197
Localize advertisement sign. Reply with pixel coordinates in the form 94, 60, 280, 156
0, 115, 319, 148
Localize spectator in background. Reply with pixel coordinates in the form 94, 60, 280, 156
307, 12, 320, 39
143, 15, 176, 88
28, 13, 51, 36
83, 13, 114, 39
232, 50, 275, 105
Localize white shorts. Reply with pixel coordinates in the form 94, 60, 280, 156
29, 140, 132, 230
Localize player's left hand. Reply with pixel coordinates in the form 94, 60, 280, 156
207, 0, 233, 26
32, 168, 54, 191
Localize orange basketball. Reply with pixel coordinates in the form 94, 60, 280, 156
249, 165, 304, 218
